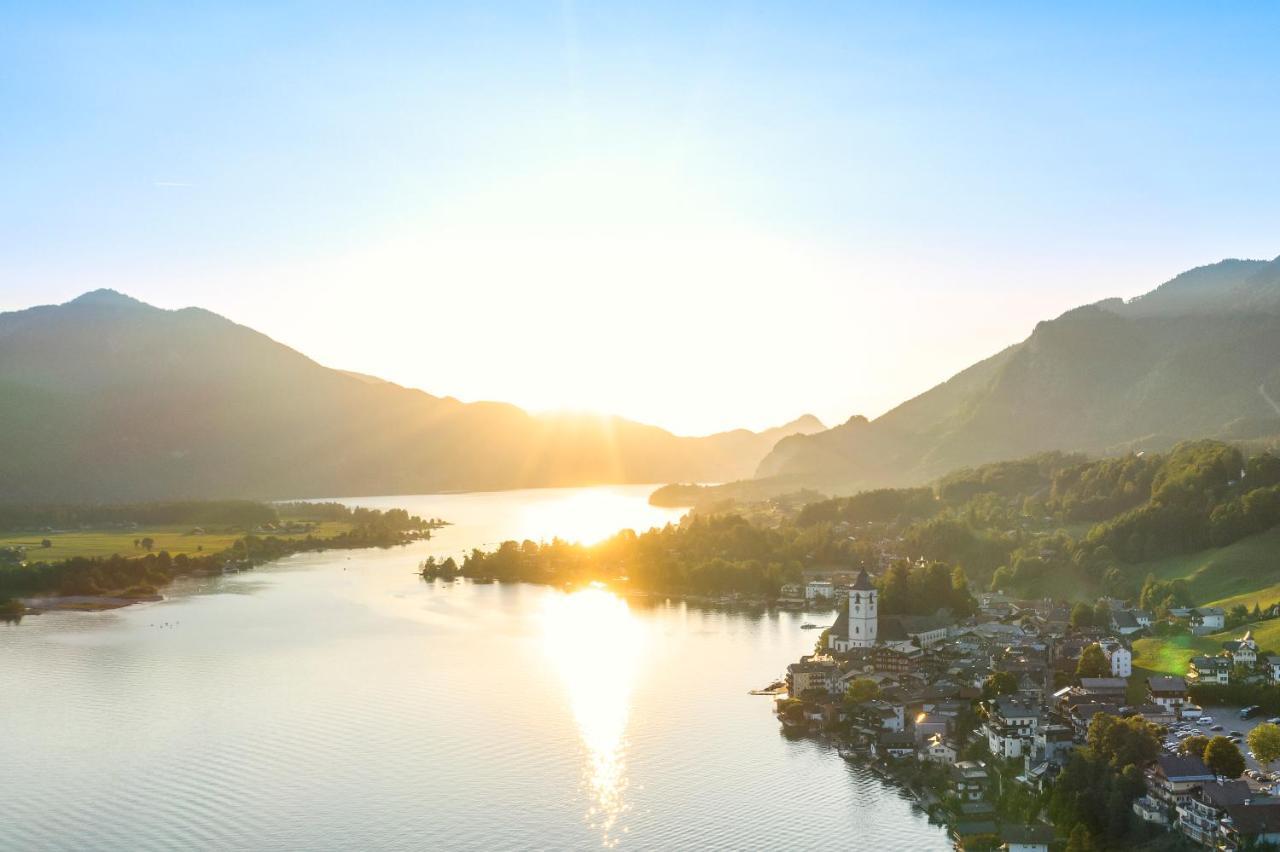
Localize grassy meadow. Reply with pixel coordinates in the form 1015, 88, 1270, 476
1133, 618, 1280, 682
0, 521, 353, 561
1131, 525, 1280, 607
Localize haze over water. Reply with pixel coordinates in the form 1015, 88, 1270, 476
0, 486, 947, 850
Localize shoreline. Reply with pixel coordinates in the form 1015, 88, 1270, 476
7, 523, 435, 620
19, 593, 165, 613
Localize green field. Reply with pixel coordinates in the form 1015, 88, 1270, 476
0, 521, 353, 561
1131, 525, 1280, 607
1132, 633, 1220, 677
1133, 618, 1280, 680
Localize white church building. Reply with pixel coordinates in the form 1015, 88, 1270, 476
828, 569, 877, 652
827, 567, 952, 654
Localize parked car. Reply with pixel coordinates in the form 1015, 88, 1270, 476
1199, 716, 1215, 725
1211, 725, 1225, 731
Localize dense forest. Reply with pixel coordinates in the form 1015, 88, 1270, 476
453, 514, 811, 595
467, 440, 1280, 605
450, 511, 981, 610
781, 440, 1280, 601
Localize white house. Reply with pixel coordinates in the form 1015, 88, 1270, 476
951, 761, 989, 801
867, 699, 905, 732
1111, 610, 1142, 636
785, 655, 837, 698
919, 733, 958, 764
1147, 676, 1190, 713
806, 580, 835, 601
984, 696, 1041, 759
1223, 631, 1258, 667
1100, 639, 1132, 678
872, 731, 915, 760
1188, 655, 1231, 686
1190, 607, 1226, 634
1267, 656, 1280, 685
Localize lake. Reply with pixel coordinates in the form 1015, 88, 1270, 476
0, 485, 948, 851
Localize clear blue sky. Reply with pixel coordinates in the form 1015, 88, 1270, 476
3, 3, 1279, 434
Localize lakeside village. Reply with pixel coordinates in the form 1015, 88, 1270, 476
777, 568, 1280, 851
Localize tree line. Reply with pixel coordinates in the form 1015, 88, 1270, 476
0, 506, 430, 601
0, 500, 280, 531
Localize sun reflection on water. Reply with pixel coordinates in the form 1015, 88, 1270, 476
542, 586, 646, 847
516, 487, 682, 545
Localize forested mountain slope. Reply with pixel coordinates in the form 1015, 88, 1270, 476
756, 255, 1280, 491
0, 290, 822, 501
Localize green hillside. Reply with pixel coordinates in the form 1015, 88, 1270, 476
1133, 525, 1280, 608
745, 255, 1280, 495
1135, 617, 1280, 680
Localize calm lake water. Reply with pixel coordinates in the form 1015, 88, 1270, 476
0, 485, 948, 851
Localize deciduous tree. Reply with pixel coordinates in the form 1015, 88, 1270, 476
1248, 723, 1280, 770
1204, 736, 1246, 778
1076, 643, 1110, 680
844, 679, 879, 706
982, 671, 1019, 699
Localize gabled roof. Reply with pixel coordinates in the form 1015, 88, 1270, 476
1199, 779, 1252, 809
1001, 824, 1054, 843
991, 696, 1041, 720
1111, 611, 1139, 629
1079, 677, 1128, 691
1223, 802, 1280, 834
1155, 753, 1215, 783
1148, 676, 1187, 693
830, 609, 849, 638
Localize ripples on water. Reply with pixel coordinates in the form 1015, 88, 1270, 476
0, 486, 948, 851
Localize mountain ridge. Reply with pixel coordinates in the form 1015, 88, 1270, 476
0, 292, 823, 502
750, 255, 1280, 495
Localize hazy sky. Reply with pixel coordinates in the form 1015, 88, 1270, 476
4, 3, 1280, 435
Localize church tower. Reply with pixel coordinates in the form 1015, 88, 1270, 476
846, 568, 877, 648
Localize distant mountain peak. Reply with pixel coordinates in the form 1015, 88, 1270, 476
1117, 258, 1277, 317
0, 289, 806, 500
779, 413, 826, 432
68, 289, 149, 309
751, 250, 1280, 492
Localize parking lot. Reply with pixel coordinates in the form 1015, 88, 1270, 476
1165, 706, 1280, 784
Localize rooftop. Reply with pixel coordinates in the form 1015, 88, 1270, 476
1155, 753, 1215, 783
1223, 802, 1280, 834
1148, 676, 1188, 693
1001, 824, 1054, 844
